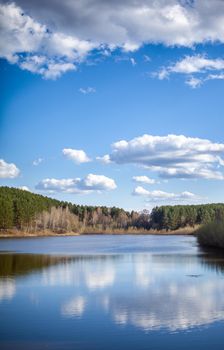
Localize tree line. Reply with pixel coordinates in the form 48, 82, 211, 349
0, 186, 224, 233
0, 186, 148, 233
150, 204, 224, 230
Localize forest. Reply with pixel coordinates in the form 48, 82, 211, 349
0, 186, 224, 234
150, 203, 224, 230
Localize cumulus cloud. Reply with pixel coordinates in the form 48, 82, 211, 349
2, 1, 224, 77
36, 174, 117, 194
83, 174, 116, 190
79, 87, 96, 94
155, 55, 224, 87
62, 148, 91, 164
133, 186, 197, 202
32, 157, 43, 166
0, 159, 20, 178
0, 2, 94, 78
20, 55, 76, 79
107, 134, 224, 180
133, 176, 156, 185
5, 0, 224, 47
96, 154, 112, 164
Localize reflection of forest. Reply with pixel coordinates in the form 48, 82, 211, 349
1, 249, 224, 279
0, 254, 73, 277
199, 247, 224, 273
0, 253, 121, 278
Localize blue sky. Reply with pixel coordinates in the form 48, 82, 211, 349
1, 1, 224, 211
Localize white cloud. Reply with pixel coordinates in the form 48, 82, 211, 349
96, 154, 112, 164
2, 1, 224, 77
33, 157, 43, 166
0, 159, 20, 178
19, 55, 76, 79
79, 87, 96, 94
62, 148, 91, 164
153, 67, 169, 80
159, 167, 224, 180
41, 62, 76, 80
206, 73, 224, 81
83, 174, 117, 191
7, 0, 224, 47
185, 76, 202, 88
108, 134, 224, 180
169, 55, 224, 75
155, 55, 224, 87
36, 178, 80, 192
133, 186, 152, 196
0, 2, 94, 78
18, 186, 30, 191
130, 57, 136, 66
133, 186, 197, 202
36, 174, 117, 193
133, 176, 156, 185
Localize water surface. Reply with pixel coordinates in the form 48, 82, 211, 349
0, 235, 224, 349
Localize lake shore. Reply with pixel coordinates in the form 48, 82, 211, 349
0, 226, 198, 237
196, 221, 224, 249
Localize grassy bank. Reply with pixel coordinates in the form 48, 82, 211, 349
197, 221, 224, 249
0, 226, 198, 237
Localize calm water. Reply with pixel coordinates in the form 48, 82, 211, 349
0, 235, 224, 349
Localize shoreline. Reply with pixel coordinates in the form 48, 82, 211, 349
0, 226, 198, 238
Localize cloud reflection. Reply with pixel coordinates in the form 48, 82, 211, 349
42, 263, 79, 286
0, 278, 16, 301
104, 255, 224, 332
25, 252, 224, 332
41, 256, 116, 291
85, 266, 115, 290
61, 296, 86, 318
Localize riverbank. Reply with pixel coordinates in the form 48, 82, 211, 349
197, 221, 224, 249
0, 226, 199, 237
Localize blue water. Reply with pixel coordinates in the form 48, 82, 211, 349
0, 235, 224, 349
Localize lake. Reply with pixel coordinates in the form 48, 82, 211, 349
0, 235, 224, 349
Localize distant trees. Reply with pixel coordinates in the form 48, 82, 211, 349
70, 204, 138, 231
0, 195, 13, 229
1, 186, 224, 234
0, 187, 62, 231
35, 206, 80, 233
150, 204, 224, 230
0, 187, 144, 233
